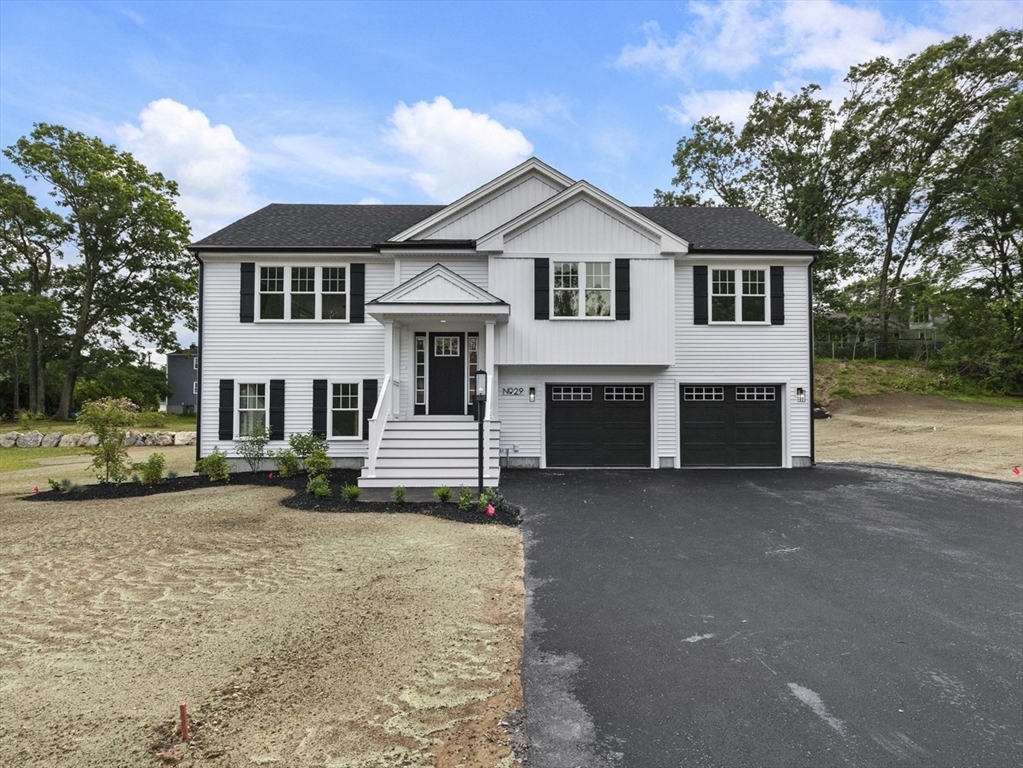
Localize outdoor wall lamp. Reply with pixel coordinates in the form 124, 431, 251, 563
528, 386, 536, 402
796, 387, 807, 403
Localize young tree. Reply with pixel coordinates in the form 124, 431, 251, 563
3, 125, 195, 419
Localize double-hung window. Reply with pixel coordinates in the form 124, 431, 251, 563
238, 383, 266, 437
331, 382, 360, 438
711, 268, 767, 323
553, 261, 612, 318
257, 266, 349, 321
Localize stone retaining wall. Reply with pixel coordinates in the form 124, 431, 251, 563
0, 430, 197, 448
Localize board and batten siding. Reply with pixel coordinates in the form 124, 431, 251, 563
198, 257, 390, 458
493, 256, 674, 365
674, 260, 813, 462
504, 199, 662, 255
397, 258, 489, 291
424, 175, 562, 240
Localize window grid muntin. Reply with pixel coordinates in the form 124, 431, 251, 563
683, 386, 724, 401
291, 267, 315, 293
553, 261, 612, 318
258, 265, 350, 321
260, 267, 284, 293
709, 268, 769, 323
331, 382, 360, 438
735, 386, 775, 401
551, 386, 592, 401
415, 337, 426, 406
238, 383, 266, 437
434, 336, 460, 357
322, 267, 346, 293
605, 386, 645, 401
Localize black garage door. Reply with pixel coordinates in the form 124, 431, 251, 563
680, 385, 782, 467
546, 384, 651, 467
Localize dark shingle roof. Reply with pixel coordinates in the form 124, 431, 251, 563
192, 202, 818, 253
192, 204, 445, 248
634, 207, 818, 253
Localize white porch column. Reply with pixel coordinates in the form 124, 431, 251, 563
484, 321, 497, 420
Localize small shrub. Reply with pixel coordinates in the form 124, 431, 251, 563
138, 452, 166, 485
236, 424, 269, 472
167, 470, 179, 480
305, 448, 331, 478
433, 485, 452, 503
288, 431, 328, 468
306, 474, 331, 498
136, 411, 167, 428
269, 447, 301, 477
341, 484, 361, 502
194, 447, 231, 483
392, 485, 406, 505
477, 486, 505, 513
16, 410, 45, 428
78, 397, 139, 483
61, 479, 81, 494
47, 478, 61, 493
457, 485, 474, 511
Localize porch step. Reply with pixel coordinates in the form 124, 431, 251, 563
359, 419, 501, 489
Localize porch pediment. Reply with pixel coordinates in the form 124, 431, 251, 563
366, 263, 510, 322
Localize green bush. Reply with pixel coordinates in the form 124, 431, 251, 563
305, 448, 331, 478
166, 470, 179, 480
392, 485, 406, 505
17, 410, 45, 428
236, 424, 269, 472
47, 478, 61, 492
138, 452, 166, 485
477, 486, 505, 513
433, 485, 452, 503
194, 447, 231, 483
341, 483, 361, 502
457, 485, 474, 511
288, 431, 328, 468
78, 397, 139, 483
136, 411, 167, 428
269, 447, 301, 477
306, 474, 331, 498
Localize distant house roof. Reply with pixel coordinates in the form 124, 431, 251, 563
192, 203, 818, 254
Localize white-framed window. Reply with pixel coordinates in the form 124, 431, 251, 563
330, 382, 360, 438
468, 335, 479, 403
192, 381, 198, 395
605, 386, 644, 401
415, 336, 426, 408
193, 356, 198, 370
711, 268, 767, 323
258, 266, 349, 321
238, 383, 266, 437
735, 386, 775, 401
434, 336, 460, 356
553, 261, 612, 318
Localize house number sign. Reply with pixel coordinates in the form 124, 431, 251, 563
502, 387, 524, 396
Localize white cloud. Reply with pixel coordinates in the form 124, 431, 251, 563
492, 94, 575, 130
385, 96, 534, 202
259, 133, 404, 189
936, 0, 1023, 38
118, 99, 255, 238
665, 89, 758, 127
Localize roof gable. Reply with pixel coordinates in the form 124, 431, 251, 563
477, 182, 689, 255
390, 158, 573, 242
370, 263, 504, 305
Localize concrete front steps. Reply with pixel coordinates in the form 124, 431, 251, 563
357, 419, 501, 489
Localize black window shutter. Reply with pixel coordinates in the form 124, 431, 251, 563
218, 379, 234, 440
312, 379, 328, 437
240, 263, 255, 323
770, 266, 785, 325
362, 378, 378, 441
269, 380, 285, 440
693, 265, 709, 325
350, 263, 365, 323
534, 258, 550, 320
615, 258, 631, 320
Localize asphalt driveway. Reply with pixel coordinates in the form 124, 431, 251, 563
501, 466, 1022, 768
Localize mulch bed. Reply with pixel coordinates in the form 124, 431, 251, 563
21, 469, 520, 527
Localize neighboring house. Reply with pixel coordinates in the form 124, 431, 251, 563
164, 346, 198, 414
190, 159, 819, 487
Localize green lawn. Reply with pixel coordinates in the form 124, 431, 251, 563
1, 413, 198, 435
0, 446, 89, 473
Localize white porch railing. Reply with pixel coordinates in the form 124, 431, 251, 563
366, 374, 397, 477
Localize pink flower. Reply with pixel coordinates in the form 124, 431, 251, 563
268, 471, 275, 479
485, 504, 495, 517
33, 486, 39, 494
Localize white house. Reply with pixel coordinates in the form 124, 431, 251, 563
190, 159, 818, 487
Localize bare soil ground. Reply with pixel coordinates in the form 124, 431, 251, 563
0, 486, 524, 767
815, 393, 1022, 482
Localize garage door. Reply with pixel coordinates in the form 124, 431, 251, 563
680, 385, 782, 467
546, 384, 651, 467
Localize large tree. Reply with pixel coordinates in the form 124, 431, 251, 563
3, 125, 195, 419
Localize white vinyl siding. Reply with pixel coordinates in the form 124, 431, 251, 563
425, 176, 561, 240
504, 200, 660, 254
199, 257, 390, 458
397, 258, 489, 291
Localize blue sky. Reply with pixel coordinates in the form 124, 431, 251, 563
1, 0, 1020, 243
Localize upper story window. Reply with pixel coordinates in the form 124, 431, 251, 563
258, 266, 349, 321
711, 268, 766, 323
553, 261, 612, 318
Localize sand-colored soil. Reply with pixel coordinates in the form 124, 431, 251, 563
815, 393, 1022, 482
0, 486, 524, 767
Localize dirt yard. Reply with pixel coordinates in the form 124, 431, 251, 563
0, 486, 524, 767
815, 393, 1022, 482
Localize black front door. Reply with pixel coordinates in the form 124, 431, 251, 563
428, 332, 465, 415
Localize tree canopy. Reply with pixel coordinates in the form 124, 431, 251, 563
658, 29, 1023, 392
1, 124, 196, 418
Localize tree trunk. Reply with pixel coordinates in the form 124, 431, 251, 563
56, 337, 86, 420
11, 350, 20, 414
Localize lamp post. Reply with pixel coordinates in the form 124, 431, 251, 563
475, 369, 488, 498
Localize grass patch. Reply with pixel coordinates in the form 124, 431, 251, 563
815, 359, 1023, 408
1, 414, 197, 435
0, 447, 89, 473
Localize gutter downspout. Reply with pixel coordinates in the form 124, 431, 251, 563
809, 253, 819, 466
194, 254, 204, 463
